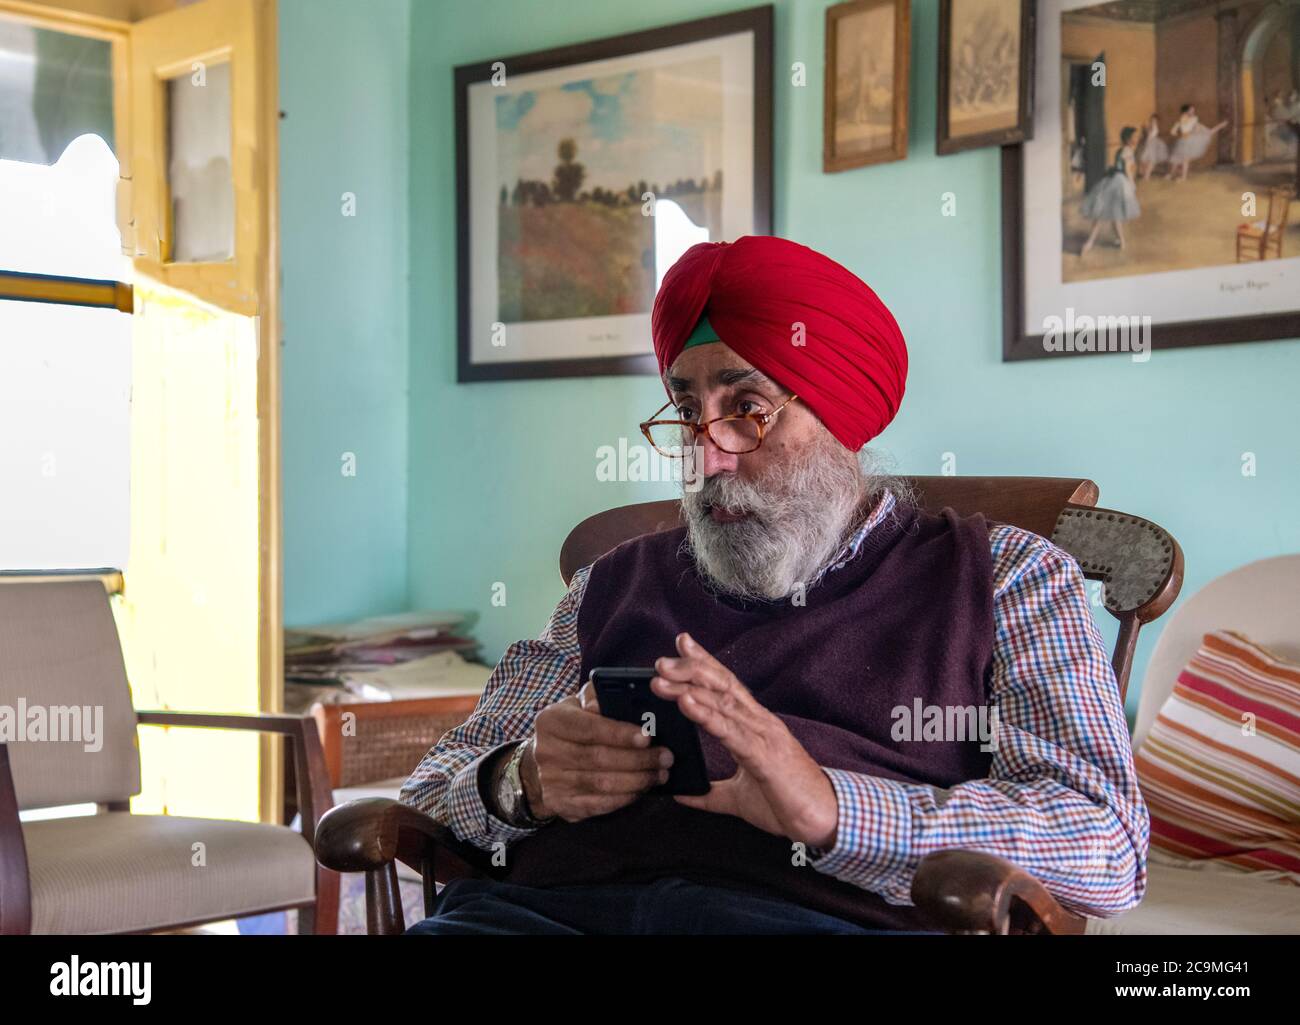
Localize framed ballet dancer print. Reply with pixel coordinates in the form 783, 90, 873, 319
824, 0, 910, 172
1003, 0, 1300, 361
937, 0, 1036, 156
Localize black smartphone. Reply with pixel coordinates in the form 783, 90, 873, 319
589, 666, 711, 796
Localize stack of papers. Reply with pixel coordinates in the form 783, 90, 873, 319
284, 610, 492, 712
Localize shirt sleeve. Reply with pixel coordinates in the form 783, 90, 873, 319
398, 564, 591, 851
807, 524, 1150, 918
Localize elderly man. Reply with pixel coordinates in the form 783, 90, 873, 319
401, 235, 1148, 935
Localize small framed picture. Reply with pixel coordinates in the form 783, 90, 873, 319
937, 0, 1036, 156
824, 0, 910, 172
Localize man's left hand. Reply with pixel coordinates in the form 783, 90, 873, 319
652, 632, 839, 850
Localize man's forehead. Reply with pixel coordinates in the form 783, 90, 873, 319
665, 347, 783, 392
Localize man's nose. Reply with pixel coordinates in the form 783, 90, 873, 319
696, 431, 740, 476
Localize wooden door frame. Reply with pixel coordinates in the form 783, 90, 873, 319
0, 0, 285, 824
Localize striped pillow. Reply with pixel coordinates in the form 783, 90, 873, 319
1134, 630, 1300, 883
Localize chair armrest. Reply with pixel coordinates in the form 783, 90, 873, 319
136, 710, 320, 735
314, 797, 495, 935
911, 850, 1087, 935
314, 797, 497, 881
0, 745, 32, 935
134, 710, 333, 844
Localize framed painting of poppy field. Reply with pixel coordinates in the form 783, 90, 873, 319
454, 6, 773, 382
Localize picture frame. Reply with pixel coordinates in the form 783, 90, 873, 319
936, 0, 1036, 156
1003, 0, 1300, 362
454, 6, 774, 383
823, 0, 910, 173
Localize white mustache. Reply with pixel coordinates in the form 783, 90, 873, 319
697, 486, 757, 520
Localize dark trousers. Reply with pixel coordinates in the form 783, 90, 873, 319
405, 876, 932, 935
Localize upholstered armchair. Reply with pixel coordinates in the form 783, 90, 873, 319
0, 576, 338, 934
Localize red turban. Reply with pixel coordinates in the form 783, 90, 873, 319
651, 236, 908, 451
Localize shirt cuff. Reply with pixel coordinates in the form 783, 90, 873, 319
445, 743, 542, 850
807, 768, 915, 899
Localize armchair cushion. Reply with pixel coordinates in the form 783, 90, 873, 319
1134, 630, 1300, 882
24, 812, 316, 934
1086, 855, 1300, 934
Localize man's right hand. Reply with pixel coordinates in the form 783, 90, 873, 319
521, 682, 672, 823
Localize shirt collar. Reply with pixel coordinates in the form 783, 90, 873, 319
809, 489, 898, 586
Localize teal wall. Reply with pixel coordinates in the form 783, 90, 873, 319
306, 0, 1299, 720
280, 0, 412, 626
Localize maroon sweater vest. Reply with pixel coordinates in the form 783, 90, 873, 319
502, 500, 996, 929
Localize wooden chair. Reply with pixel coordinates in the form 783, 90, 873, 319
1236, 186, 1293, 261
314, 476, 1184, 935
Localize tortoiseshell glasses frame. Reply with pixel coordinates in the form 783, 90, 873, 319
639, 394, 801, 456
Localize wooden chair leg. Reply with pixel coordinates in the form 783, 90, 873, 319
0, 746, 32, 935
366, 862, 406, 935
307, 866, 339, 935
422, 854, 438, 920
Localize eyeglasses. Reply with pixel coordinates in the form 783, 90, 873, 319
639, 394, 800, 457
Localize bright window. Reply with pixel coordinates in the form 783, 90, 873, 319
1, 18, 131, 571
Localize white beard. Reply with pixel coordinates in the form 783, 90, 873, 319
680, 433, 871, 601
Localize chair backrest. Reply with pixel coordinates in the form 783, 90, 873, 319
559, 475, 1183, 703
311, 695, 480, 788
0, 579, 141, 810
1132, 554, 1300, 751
1267, 187, 1292, 232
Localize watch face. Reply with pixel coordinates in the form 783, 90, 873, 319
496, 769, 518, 820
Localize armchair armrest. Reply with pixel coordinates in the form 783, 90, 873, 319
911, 850, 1086, 934
314, 797, 496, 934
134, 710, 334, 837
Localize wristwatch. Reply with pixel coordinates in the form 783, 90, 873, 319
493, 737, 554, 828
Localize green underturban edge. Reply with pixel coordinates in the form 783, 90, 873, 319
682, 313, 721, 349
